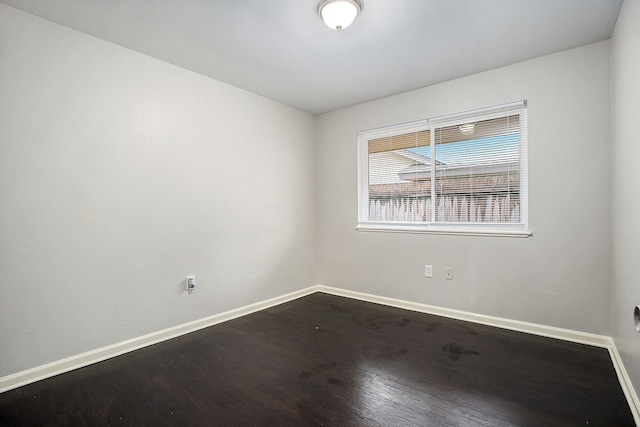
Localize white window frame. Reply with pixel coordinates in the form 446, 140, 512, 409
357, 101, 530, 237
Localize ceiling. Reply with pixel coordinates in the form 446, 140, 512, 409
1, 0, 623, 115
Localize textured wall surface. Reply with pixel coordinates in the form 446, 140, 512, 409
316, 41, 612, 335
1, 2, 635, 399
611, 0, 640, 404
0, 4, 316, 377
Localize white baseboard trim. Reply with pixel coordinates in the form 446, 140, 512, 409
316, 285, 610, 347
316, 285, 640, 423
0, 286, 318, 394
607, 338, 640, 425
2, 283, 639, 423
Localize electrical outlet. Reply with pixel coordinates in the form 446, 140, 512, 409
445, 267, 453, 280
424, 265, 433, 278
186, 275, 196, 291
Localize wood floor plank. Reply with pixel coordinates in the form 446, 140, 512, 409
0, 293, 634, 426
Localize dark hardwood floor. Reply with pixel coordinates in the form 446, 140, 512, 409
0, 293, 635, 426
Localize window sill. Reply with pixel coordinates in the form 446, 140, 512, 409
356, 222, 532, 238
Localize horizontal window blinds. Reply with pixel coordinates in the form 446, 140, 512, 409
361, 101, 527, 228
368, 130, 431, 222
368, 130, 430, 154
434, 114, 522, 223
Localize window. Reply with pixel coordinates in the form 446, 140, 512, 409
357, 101, 529, 237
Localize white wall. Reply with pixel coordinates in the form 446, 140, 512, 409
612, 0, 640, 402
0, 1, 627, 387
0, 4, 316, 377
316, 41, 612, 335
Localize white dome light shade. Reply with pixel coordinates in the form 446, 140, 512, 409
318, 0, 362, 31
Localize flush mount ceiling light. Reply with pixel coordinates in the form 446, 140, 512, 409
318, 0, 362, 31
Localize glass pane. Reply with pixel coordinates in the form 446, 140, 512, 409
368, 130, 431, 222
430, 115, 521, 224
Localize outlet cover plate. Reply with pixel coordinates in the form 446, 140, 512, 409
445, 267, 453, 280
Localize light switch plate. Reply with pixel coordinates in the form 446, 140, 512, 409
425, 265, 433, 278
